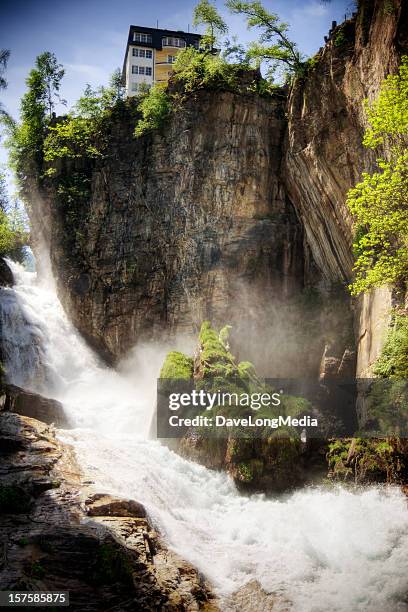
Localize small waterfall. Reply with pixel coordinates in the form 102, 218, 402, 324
2, 256, 408, 611
0, 261, 46, 390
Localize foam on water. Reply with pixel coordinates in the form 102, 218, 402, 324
2, 259, 408, 611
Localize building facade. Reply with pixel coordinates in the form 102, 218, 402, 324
122, 26, 201, 96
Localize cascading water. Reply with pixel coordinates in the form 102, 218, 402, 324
2, 258, 408, 611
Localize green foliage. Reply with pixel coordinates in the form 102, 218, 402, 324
333, 29, 348, 47
171, 46, 269, 96
374, 314, 408, 378
193, 0, 228, 50
35, 51, 65, 118
44, 73, 126, 167
160, 351, 194, 379
327, 437, 407, 483
3, 51, 64, 183
0, 171, 28, 257
347, 57, 408, 294
226, 0, 303, 80
382, 0, 396, 15
134, 84, 171, 137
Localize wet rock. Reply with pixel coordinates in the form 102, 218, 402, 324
0, 384, 71, 428
85, 493, 146, 518
0, 411, 217, 610
224, 580, 291, 611
0, 258, 13, 287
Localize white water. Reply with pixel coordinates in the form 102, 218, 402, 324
2, 259, 408, 611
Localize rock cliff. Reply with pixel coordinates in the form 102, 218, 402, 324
284, 0, 407, 374
27, 0, 407, 377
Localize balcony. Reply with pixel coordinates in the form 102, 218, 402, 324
162, 37, 186, 48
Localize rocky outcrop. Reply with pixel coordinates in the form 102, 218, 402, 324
284, 0, 407, 282
31, 90, 314, 371
1, 383, 71, 428
0, 409, 216, 610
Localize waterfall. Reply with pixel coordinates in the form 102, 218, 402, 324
2, 257, 408, 611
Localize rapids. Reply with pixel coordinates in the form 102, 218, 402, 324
1, 259, 408, 611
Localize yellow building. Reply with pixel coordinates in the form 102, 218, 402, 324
122, 26, 201, 96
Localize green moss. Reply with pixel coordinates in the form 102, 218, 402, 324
160, 351, 193, 379
0, 485, 31, 514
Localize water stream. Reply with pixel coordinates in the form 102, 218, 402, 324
1, 259, 408, 611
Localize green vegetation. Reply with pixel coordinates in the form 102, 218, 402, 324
347, 56, 408, 295
327, 437, 407, 483
160, 351, 194, 379
134, 84, 170, 137
382, 0, 396, 16
0, 52, 29, 260
161, 321, 314, 491
374, 314, 408, 378
193, 0, 228, 50
3, 52, 65, 179
226, 0, 303, 79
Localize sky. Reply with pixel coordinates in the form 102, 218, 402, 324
0, 0, 352, 192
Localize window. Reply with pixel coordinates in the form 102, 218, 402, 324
145, 67, 152, 76
139, 66, 145, 75
162, 36, 186, 48
132, 65, 138, 74
146, 50, 153, 58
139, 49, 146, 58
167, 55, 176, 64
132, 48, 138, 56
133, 32, 152, 43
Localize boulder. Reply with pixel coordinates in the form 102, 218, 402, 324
85, 493, 146, 518
0, 384, 71, 428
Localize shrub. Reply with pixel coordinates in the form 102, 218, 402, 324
134, 84, 171, 137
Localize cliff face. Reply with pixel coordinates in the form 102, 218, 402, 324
284, 0, 407, 374
28, 0, 406, 376
34, 91, 316, 372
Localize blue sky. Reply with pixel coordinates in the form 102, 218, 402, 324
0, 0, 352, 189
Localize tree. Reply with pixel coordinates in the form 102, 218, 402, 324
109, 68, 125, 101
35, 52, 65, 117
193, 0, 228, 50
347, 56, 408, 295
226, 0, 303, 79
